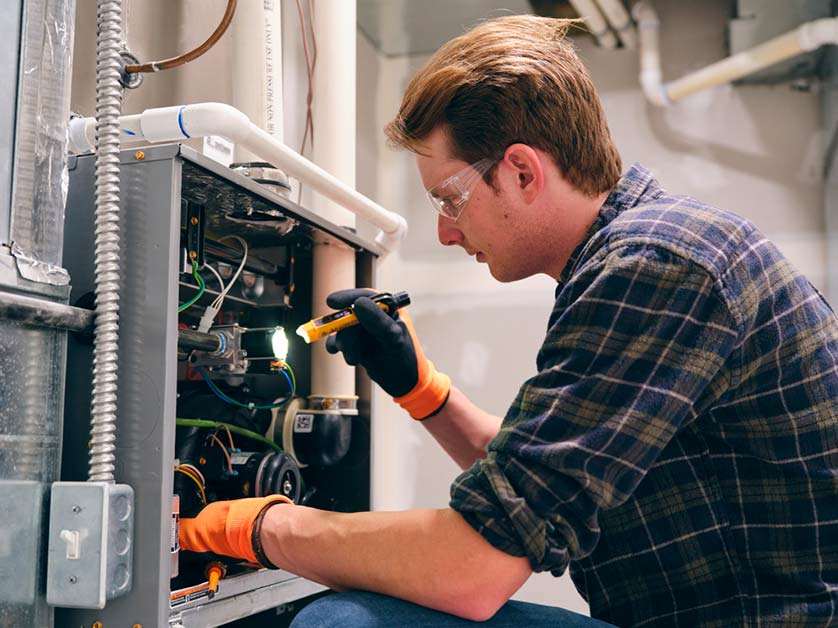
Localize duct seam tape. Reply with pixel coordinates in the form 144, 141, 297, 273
69, 118, 95, 153
139, 106, 190, 142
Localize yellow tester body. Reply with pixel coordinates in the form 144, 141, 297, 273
296, 291, 411, 344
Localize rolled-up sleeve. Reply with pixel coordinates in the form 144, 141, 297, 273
450, 243, 741, 575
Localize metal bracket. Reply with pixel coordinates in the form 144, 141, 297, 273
181, 199, 206, 267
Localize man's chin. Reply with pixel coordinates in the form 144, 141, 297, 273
487, 262, 529, 283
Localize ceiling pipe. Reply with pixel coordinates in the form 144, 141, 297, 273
569, 0, 617, 49
633, 2, 838, 106
69, 103, 408, 253
594, 0, 636, 49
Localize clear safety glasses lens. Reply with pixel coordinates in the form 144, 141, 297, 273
426, 158, 496, 220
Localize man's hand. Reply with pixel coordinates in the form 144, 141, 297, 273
325, 289, 451, 419
179, 495, 292, 566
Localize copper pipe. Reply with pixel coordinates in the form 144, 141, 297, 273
124, 0, 237, 74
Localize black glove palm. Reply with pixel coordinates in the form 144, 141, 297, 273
324, 289, 419, 397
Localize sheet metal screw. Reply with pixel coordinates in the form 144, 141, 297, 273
68, 575, 77, 584
71, 505, 81, 514
134, 150, 145, 161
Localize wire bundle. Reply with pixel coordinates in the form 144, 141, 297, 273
175, 462, 207, 504
195, 364, 295, 411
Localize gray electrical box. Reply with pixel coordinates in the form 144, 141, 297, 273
46, 482, 134, 609
57, 144, 378, 627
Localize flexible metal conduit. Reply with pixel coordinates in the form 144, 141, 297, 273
89, 0, 124, 483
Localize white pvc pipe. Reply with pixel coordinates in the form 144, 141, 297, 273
232, 0, 283, 160
632, 2, 838, 106
68, 103, 408, 252
632, 2, 668, 106
307, 0, 357, 400
569, 0, 617, 49
595, 0, 636, 49
308, 0, 356, 230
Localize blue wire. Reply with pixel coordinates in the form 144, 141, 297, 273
196, 366, 294, 410
278, 367, 294, 396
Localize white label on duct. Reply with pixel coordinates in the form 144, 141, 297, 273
294, 413, 314, 433
203, 135, 234, 167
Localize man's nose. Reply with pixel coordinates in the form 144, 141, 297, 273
437, 214, 464, 246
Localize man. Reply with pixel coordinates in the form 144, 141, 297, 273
180, 16, 838, 627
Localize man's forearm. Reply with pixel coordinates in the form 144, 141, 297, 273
260, 505, 531, 621
421, 386, 502, 469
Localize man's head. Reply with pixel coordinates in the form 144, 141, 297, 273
385, 15, 622, 281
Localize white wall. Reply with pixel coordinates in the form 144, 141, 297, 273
360, 0, 825, 616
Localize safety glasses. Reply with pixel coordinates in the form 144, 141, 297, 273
426, 158, 497, 221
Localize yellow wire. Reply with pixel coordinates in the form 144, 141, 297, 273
175, 466, 207, 504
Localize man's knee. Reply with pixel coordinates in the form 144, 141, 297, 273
290, 591, 400, 628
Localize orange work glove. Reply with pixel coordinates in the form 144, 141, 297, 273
179, 495, 292, 568
325, 289, 451, 420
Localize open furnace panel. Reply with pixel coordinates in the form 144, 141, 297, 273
58, 144, 377, 627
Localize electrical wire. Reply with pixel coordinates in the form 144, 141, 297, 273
175, 466, 207, 504
201, 263, 225, 294
223, 425, 235, 450
178, 462, 206, 486
209, 433, 233, 473
212, 236, 248, 309
124, 0, 237, 74
176, 417, 282, 451
295, 0, 317, 204
195, 366, 293, 410
178, 260, 206, 313
295, 0, 315, 156
281, 362, 297, 395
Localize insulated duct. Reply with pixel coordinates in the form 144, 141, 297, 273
0, 0, 76, 625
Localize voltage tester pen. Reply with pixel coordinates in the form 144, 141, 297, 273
296, 291, 411, 344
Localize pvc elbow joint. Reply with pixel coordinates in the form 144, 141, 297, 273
798, 18, 838, 52
374, 214, 409, 253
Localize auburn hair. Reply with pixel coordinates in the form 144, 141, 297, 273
384, 15, 622, 197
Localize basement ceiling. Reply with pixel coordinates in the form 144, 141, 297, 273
357, 0, 536, 57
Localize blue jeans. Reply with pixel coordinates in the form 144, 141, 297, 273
290, 590, 616, 627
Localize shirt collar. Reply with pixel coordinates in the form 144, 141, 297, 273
557, 163, 662, 286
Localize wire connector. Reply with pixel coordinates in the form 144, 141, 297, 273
197, 304, 221, 334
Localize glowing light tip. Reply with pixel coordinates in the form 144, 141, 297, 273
295, 324, 311, 344
271, 327, 290, 360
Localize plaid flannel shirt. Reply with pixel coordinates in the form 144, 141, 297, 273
450, 164, 838, 627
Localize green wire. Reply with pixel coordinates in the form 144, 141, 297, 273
175, 417, 282, 451
178, 260, 206, 313
282, 362, 297, 394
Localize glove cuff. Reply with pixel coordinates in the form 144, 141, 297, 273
394, 359, 451, 420
228, 495, 293, 566
250, 498, 290, 568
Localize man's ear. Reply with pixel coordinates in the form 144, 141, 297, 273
502, 144, 544, 202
